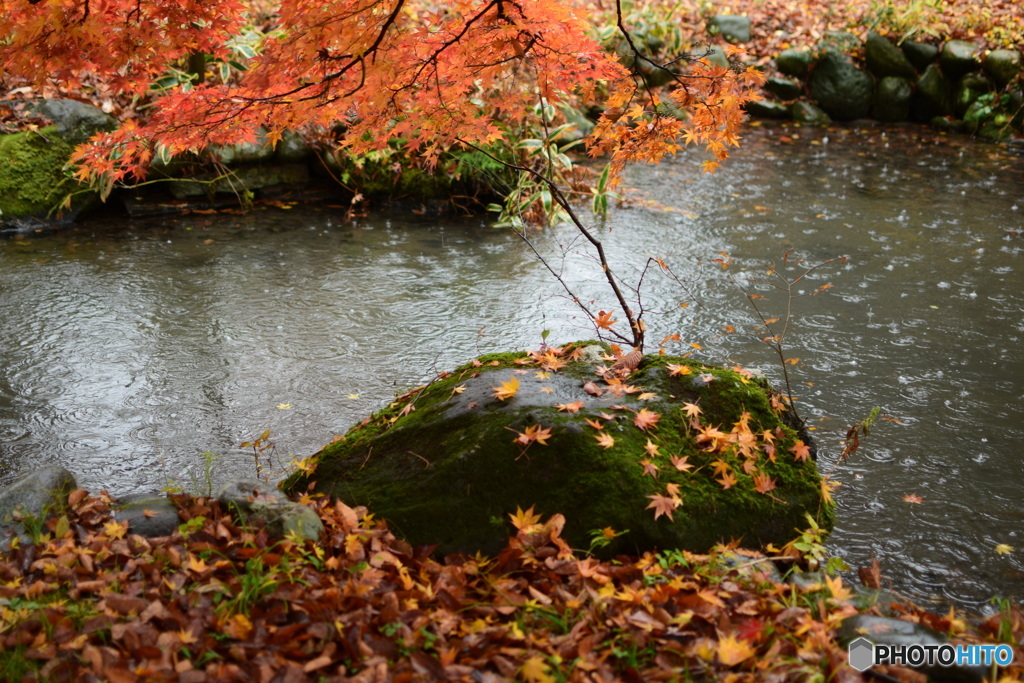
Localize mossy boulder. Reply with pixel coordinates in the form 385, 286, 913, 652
283, 343, 833, 557
901, 41, 939, 72
776, 49, 813, 79
940, 40, 981, 80
983, 49, 1022, 88
809, 51, 874, 120
873, 76, 913, 122
0, 99, 116, 228
912, 63, 953, 122
791, 101, 831, 125
707, 15, 751, 44
865, 32, 916, 80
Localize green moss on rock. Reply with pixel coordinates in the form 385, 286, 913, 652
283, 343, 834, 557
0, 127, 87, 220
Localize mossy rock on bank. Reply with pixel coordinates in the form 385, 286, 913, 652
0, 99, 116, 228
283, 343, 834, 557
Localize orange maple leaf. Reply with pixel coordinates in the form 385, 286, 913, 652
634, 408, 661, 431
717, 633, 756, 666
716, 470, 738, 490
595, 310, 617, 330
492, 375, 520, 401
555, 401, 584, 413
670, 454, 693, 472
513, 424, 553, 447
639, 459, 659, 477
753, 472, 777, 494
903, 493, 924, 504
790, 439, 811, 462
595, 432, 615, 449
646, 493, 681, 521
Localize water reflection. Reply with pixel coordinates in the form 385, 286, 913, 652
1, 124, 1021, 611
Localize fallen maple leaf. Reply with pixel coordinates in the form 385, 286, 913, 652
646, 493, 681, 521
583, 381, 604, 397
634, 408, 661, 431
644, 439, 660, 457
995, 544, 1014, 555
509, 505, 542, 530
667, 363, 692, 376
903, 493, 924, 504
790, 439, 811, 462
753, 472, 777, 494
717, 471, 738, 490
639, 459, 659, 477
717, 633, 756, 666
520, 655, 556, 683
595, 432, 615, 449
555, 401, 584, 413
492, 375, 520, 401
670, 454, 693, 472
513, 424, 553, 447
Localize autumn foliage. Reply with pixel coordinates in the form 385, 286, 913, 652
0, 0, 766, 196
3, 489, 1021, 681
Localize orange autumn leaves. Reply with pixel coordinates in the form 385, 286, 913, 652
489, 344, 809, 522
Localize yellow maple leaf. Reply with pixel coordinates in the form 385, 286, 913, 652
520, 655, 555, 683
995, 544, 1014, 555
595, 431, 615, 449
103, 519, 128, 540
277, 403, 292, 409
492, 375, 520, 401
509, 505, 542, 530
717, 634, 756, 666
825, 574, 853, 602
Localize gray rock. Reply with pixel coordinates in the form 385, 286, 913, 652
865, 32, 917, 79
940, 40, 981, 80
273, 130, 312, 163
20, 99, 117, 145
217, 480, 324, 541
707, 14, 751, 44
0, 466, 77, 548
745, 99, 791, 119
791, 101, 831, 125
764, 76, 802, 100
912, 63, 953, 122
210, 127, 275, 166
837, 615, 987, 683
901, 40, 940, 71
787, 570, 825, 591
776, 49, 813, 79
167, 163, 310, 198
703, 45, 730, 69
112, 494, 181, 537
983, 49, 1022, 88
808, 51, 874, 120
873, 76, 913, 121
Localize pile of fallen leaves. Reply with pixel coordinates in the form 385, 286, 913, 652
1, 492, 1021, 682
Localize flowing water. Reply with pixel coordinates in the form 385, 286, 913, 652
1, 124, 1021, 612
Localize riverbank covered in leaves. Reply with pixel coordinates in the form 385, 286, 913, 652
2, 491, 1021, 682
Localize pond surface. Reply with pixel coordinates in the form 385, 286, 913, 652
1, 124, 1021, 612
